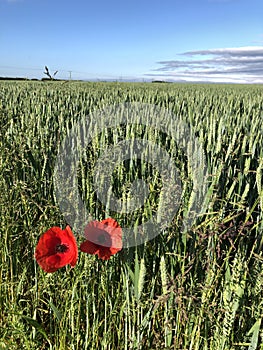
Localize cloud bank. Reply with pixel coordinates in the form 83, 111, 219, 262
150, 46, 263, 84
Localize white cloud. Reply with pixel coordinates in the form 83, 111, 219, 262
149, 46, 263, 84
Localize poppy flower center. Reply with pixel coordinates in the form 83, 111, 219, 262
55, 243, 69, 253
97, 234, 107, 244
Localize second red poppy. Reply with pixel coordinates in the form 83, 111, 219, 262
80, 218, 122, 260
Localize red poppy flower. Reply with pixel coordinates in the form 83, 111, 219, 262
35, 225, 78, 273
80, 218, 122, 260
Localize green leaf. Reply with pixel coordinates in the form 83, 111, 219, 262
247, 318, 261, 350
21, 315, 50, 343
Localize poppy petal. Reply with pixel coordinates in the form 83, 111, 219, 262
80, 240, 100, 255
101, 222, 122, 249
65, 225, 78, 267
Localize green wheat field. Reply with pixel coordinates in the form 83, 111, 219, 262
0, 80, 263, 350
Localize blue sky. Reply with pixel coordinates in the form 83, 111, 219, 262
0, 0, 262, 83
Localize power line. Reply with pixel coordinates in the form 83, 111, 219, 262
0, 65, 142, 81
0, 65, 94, 76
0, 65, 43, 71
